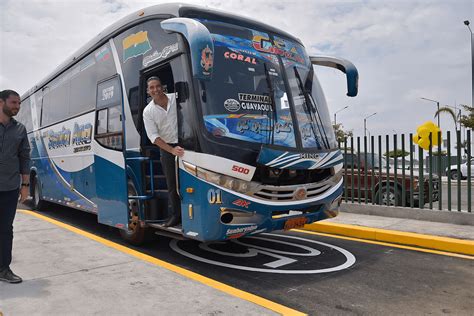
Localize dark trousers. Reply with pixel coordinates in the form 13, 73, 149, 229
160, 149, 181, 218
0, 189, 19, 269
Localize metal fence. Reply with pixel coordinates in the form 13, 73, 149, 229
339, 129, 472, 212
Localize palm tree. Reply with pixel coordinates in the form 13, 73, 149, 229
458, 104, 474, 129
434, 106, 460, 129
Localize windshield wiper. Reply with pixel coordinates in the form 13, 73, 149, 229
263, 63, 277, 146
293, 66, 330, 149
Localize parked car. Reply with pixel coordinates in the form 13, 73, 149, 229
446, 158, 473, 180
342, 152, 439, 206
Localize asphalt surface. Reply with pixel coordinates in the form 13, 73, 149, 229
16, 202, 474, 315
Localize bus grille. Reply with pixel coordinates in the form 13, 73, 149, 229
249, 178, 336, 201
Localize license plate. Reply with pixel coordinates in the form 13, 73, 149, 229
284, 217, 307, 230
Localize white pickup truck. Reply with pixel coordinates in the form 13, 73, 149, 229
446, 158, 473, 180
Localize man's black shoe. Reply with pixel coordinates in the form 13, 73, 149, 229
0, 268, 23, 284
163, 215, 180, 227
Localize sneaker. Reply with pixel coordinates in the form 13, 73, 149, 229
0, 268, 23, 284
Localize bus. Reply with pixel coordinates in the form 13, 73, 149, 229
17, 3, 358, 244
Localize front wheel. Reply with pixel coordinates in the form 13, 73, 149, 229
450, 170, 460, 180
375, 185, 401, 206
119, 180, 149, 245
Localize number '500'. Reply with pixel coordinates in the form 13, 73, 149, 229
208, 189, 223, 204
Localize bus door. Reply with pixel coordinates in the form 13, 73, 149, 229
139, 60, 179, 220
93, 75, 129, 229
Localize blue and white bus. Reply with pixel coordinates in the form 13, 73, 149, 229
18, 4, 358, 244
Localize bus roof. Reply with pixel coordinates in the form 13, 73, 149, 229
22, 3, 303, 100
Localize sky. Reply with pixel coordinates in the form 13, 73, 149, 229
0, 0, 472, 138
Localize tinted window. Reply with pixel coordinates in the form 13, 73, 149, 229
113, 19, 180, 127
97, 76, 121, 109
199, 21, 297, 148
169, 58, 197, 149
17, 97, 33, 132
70, 43, 116, 116
42, 73, 70, 126
95, 76, 123, 151
40, 43, 116, 127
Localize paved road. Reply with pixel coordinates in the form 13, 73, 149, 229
19, 203, 474, 315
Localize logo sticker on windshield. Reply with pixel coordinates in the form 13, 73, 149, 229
143, 43, 179, 67
224, 99, 241, 112
238, 93, 272, 112
122, 31, 152, 62
224, 51, 257, 64
200, 45, 213, 75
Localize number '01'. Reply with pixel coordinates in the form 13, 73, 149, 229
208, 189, 223, 204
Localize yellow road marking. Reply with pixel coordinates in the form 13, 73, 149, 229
18, 210, 305, 316
302, 222, 474, 256
293, 228, 474, 260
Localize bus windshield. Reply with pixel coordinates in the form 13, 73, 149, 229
199, 20, 337, 150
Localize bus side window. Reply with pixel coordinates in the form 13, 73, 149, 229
95, 76, 123, 150
18, 96, 33, 132
107, 105, 123, 133
97, 109, 108, 134
41, 74, 70, 127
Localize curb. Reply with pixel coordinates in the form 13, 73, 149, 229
340, 203, 474, 225
303, 222, 474, 256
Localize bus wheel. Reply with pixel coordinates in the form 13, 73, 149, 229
32, 175, 45, 211
119, 180, 147, 245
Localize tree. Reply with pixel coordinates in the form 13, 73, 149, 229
384, 150, 409, 158
459, 104, 474, 129
434, 106, 458, 129
333, 123, 353, 144
434, 104, 474, 129
432, 150, 447, 156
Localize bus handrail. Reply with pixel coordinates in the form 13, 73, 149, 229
126, 156, 155, 200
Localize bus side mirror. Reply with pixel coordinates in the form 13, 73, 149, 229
310, 56, 359, 97
161, 18, 214, 81
175, 81, 189, 103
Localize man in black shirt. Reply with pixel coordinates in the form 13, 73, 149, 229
0, 89, 31, 284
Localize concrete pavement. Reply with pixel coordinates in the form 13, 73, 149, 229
0, 210, 283, 316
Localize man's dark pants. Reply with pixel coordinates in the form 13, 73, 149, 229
160, 148, 181, 218
0, 189, 19, 270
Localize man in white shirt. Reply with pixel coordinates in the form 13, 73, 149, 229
143, 76, 184, 227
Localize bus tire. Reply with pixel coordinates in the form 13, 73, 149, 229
32, 175, 45, 211
119, 180, 149, 245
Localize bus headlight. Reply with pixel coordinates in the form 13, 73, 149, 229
183, 161, 258, 194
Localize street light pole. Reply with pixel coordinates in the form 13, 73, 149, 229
363, 112, 377, 138
334, 105, 349, 125
464, 20, 473, 107
421, 97, 441, 127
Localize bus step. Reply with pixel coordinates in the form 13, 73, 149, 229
145, 189, 168, 199
149, 223, 186, 240
145, 189, 168, 194
144, 219, 167, 224
145, 175, 166, 182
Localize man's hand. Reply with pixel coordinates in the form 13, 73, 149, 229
19, 186, 29, 203
171, 146, 185, 157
